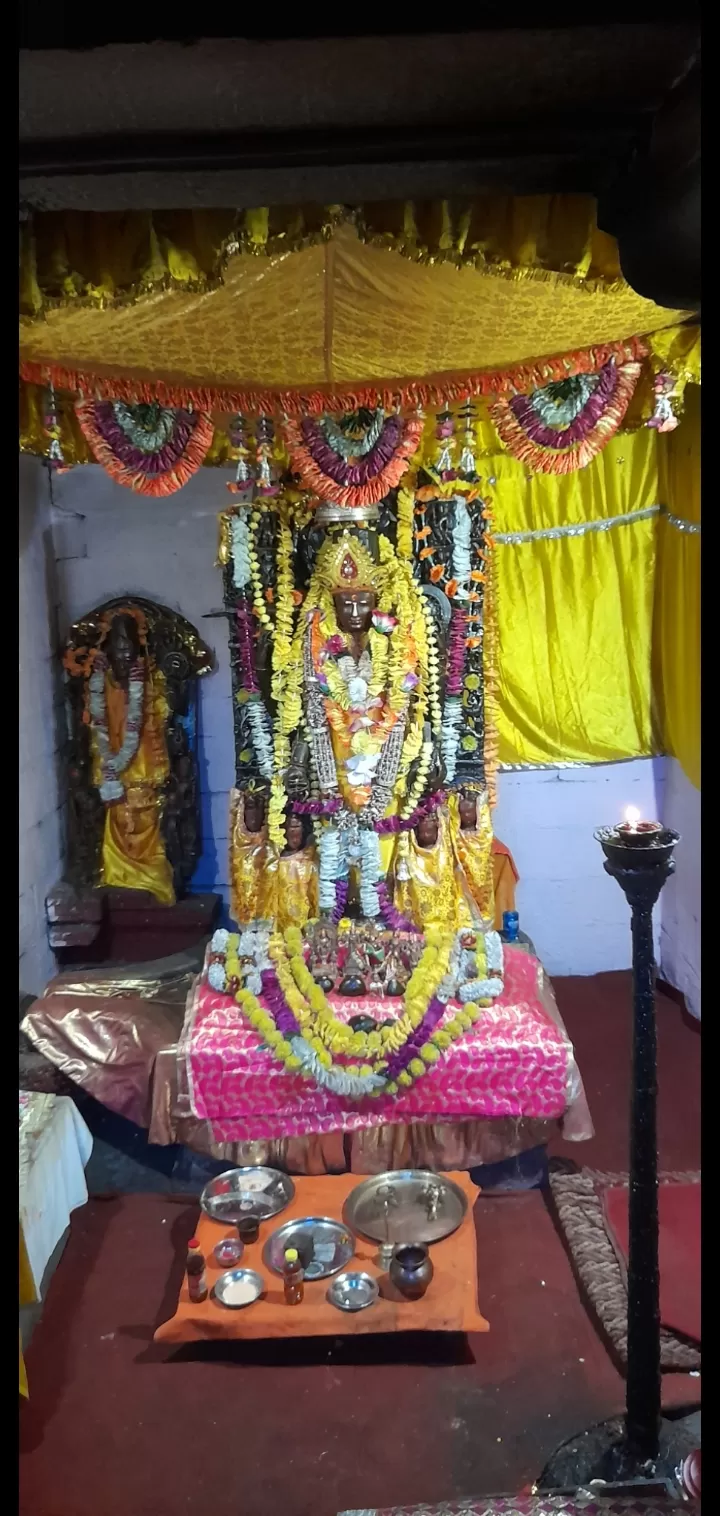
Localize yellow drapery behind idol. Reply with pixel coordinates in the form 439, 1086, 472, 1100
91, 663, 175, 905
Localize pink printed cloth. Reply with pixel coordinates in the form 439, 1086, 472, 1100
181, 946, 584, 1144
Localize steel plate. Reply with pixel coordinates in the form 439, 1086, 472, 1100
343, 1170, 469, 1245
327, 1271, 379, 1312
200, 1167, 295, 1225
263, 1217, 355, 1281
213, 1268, 265, 1309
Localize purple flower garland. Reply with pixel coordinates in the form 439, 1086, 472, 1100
235, 600, 260, 695
333, 879, 350, 923
382, 996, 447, 1082
291, 797, 343, 817
446, 611, 467, 697
510, 361, 618, 450
375, 789, 447, 835
376, 880, 420, 935
300, 414, 404, 488
91, 402, 199, 476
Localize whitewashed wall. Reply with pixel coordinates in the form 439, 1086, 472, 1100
19, 456, 66, 994
659, 758, 700, 1018
493, 758, 667, 976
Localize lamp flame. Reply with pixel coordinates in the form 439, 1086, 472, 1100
624, 805, 641, 826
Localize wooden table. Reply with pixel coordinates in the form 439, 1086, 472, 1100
154, 1171, 489, 1344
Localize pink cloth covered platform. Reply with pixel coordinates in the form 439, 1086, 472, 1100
181, 946, 589, 1144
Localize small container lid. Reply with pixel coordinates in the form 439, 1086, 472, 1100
188, 1237, 200, 1250
284, 1247, 299, 1262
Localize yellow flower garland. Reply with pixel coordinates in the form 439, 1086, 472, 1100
214, 931, 488, 1096
268, 511, 299, 848
248, 511, 273, 632
275, 924, 453, 1062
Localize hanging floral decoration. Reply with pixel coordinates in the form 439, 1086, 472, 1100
75, 399, 214, 495
489, 358, 642, 475
283, 408, 425, 507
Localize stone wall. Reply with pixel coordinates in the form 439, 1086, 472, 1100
19, 457, 66, 994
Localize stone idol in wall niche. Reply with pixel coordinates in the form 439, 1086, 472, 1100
60, 597, 215, 909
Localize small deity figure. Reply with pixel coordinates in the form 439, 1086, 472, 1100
63, 597, 213, 903
229, 785, 278, 923
305, 918, 338, 993
448, 789, 496, 930
380, 938, 412, 998
276, 809, 318, 931
392, 806, 472, 932
338, 926, 370, 997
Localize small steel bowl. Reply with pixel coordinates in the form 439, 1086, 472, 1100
326, 1271, 379, 1313
213, 1268, 265, 1310
213, 1236, 244, 1268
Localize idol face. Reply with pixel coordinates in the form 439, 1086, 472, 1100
415, 813, 439, 848
333, 589, 377, 635
243, 792, 266, 833
107, 614, 141, 683
284, 813, 305, 852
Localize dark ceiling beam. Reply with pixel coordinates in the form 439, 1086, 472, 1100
19, 122, 646, 211
598, 58, 700, 311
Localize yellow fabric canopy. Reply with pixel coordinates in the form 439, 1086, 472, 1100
20, 212, 690, 395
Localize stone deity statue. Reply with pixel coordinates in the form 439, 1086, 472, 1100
63, 597, 213, 903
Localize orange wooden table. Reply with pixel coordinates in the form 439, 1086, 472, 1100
155, 1171, 489, 1343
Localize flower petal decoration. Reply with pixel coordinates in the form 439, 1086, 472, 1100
75, 399, 214, 495
489, 358, 642, 474
283, 409, 424, 506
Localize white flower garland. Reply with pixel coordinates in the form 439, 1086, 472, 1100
440, 696, 463, 784
230, 511, 252, 590
290, 1036, 386, 1097
318, 826, 344, 910
452, 495, 472, 598
88, 654, 145, 803
246, 699, 274, 780
358, 828, 382, 919
485, 931, 503, 975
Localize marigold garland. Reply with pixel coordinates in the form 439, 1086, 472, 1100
75, 398, 214, 495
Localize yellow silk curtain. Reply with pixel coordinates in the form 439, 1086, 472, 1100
493, 426, 661, 765
653, 385, 701, 788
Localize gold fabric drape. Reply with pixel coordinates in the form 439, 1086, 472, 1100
20, 216, 689, 394
20, 198, 625, 319
653, 384, 701, 788
493, 426, 661, 765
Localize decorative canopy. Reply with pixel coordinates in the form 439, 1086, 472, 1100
20, 202, 694, 406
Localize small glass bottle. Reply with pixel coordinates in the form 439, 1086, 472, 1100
186, 1238, 208, 1303
282, 1246, 304, 1306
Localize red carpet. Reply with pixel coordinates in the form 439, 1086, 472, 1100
604, 1183, 701, 1343
20, 973, 700, 1516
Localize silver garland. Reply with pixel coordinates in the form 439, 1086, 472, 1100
494, 504, 698, 545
